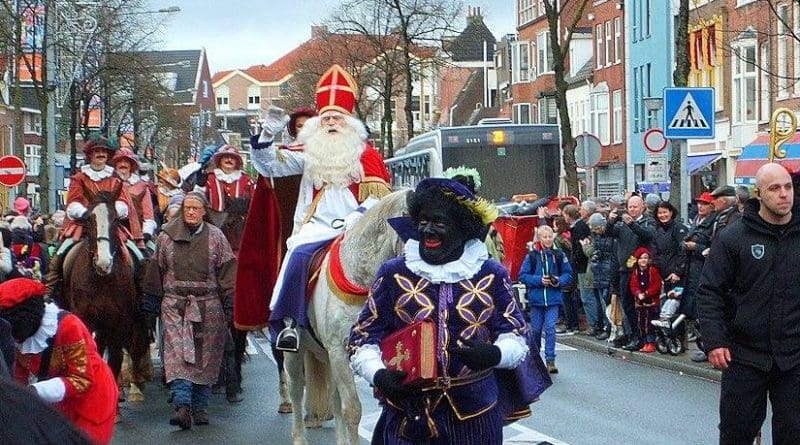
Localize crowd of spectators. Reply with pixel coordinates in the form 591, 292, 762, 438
0, 197, 67, 283
518, 185, 750, 369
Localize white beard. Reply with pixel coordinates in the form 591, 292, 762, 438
301, 119, 365, 189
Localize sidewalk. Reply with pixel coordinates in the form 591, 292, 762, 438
557, 332, 723, 382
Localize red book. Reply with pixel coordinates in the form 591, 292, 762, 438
380, 320, 438, 385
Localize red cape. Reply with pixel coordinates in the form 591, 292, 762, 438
233, 175, 284, 330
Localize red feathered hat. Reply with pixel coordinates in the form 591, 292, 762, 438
112, 147, 140, 171
633, 247, 651, 259
315, 64, 357, 115
0, 278, 47, 309
211, 145, 243, 170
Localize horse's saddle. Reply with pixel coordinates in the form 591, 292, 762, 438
58, 238, 145, 283
305, 242, 333, 303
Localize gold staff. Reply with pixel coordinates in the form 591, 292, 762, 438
769, 108, 798, 163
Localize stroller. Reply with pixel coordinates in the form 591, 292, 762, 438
651, 283, 687, 355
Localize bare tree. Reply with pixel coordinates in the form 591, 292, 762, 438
543, 0, 591, 197
330, 0, 460, 144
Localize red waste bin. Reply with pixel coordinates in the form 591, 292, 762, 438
493, 215, 539, 281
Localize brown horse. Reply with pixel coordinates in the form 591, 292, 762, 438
63, 182, 151, 398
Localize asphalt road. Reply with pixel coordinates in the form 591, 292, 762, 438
112, 332, 771, 445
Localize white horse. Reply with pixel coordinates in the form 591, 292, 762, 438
285, 189, 409, 445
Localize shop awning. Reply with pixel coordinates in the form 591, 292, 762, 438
735, 133, 800, 183
687, 153, 722, 175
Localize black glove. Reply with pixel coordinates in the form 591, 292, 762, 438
78, 210, 90, 222
373, 369, 412, 401
450, 337, 501, 371
144, 233, 153, 242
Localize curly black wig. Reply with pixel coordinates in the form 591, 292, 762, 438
0, 296, 45, 342
407, 187, 486, 241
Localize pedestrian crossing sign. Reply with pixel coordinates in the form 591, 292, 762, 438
663, 87, 715, 139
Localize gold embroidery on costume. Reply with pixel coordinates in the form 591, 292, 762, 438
358, 176, 391, 202
456, 275, 495, 339
393, 274, 434, 323
349, 279, 383, 353
62, 340, 91, 393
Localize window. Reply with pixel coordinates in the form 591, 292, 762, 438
25, 113, 41, 134
760, 42, 771, 121
537, 31, 552, 74
795, 4, 800, 95
538, 97, 557, 124
24, 145, 40, 176
591, 92, 610, 145
645, 0, 651, 37
631, 0, 638, 42
614, 17, 622, 63
596, 24, 604, 68
777, 4, 789, 98
513, 103, 531, 124
280, 82, 290, 96
612, 90, 623, 143
518, 0, 534, 25
216, 86, 230, 110
605, 21, 612, 66
512, 41, 530, 83
202, 80, 209, 98
732, 42, 757, 123
247, 85, 261, 109
633, 67, 640, 132
736, 0, 757, 5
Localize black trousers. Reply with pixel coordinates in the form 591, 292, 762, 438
617, 271, 639, 341
719, 360, 800, 445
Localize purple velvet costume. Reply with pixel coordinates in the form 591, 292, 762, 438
349, 257, 551, 445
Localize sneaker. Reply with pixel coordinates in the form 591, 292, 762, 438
226, 391, 244, 404
638, 343, 656, 353
169, 405, 192, 430
690, 350, 708, 362
579, 328, 598, 336
595, 331, 610, 341
622, 340, 642, 351
555, 325, 567, 334
275, 327, 299, 352
611, 335, 628, 348
546, 360, 558, 374
192, 408, 209, 426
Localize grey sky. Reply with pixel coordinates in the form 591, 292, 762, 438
148, 0, 515, 74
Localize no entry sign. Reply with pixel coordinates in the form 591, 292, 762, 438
0, 155, 26, 187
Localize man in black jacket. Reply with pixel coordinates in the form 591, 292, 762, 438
563, 204, 603, 336
697, 163, 800, 444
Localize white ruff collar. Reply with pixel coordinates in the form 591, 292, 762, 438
80, 164, 114, 181
124, 173, 141, 185
213, 168, 242, 184
404, 239, 488, 284
18, 302, 60, 354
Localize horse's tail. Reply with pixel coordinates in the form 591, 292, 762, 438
303, 352, 333, 420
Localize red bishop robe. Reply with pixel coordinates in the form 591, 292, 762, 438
14, 310, 118, 445
234, 143, 391, 330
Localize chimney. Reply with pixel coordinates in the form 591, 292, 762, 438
311, 25, 328, 39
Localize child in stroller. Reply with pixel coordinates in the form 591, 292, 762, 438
650, 281, 687, 355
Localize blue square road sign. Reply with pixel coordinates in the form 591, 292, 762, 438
663, 87, 715, 139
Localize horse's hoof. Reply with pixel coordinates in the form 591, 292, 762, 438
278, 402, 293, 414
304, 417, 324, 429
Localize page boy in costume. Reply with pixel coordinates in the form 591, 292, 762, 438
0, 278, 118, 444
348, 178, 549, 445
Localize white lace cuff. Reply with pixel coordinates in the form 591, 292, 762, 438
67, 202, 88, 220
115, 201, 129, 219
142, 219, 157, 235
350, 344, 385, 385
495, 332, 529, 369
32, 377, 66, 403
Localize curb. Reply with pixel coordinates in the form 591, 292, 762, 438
558, 334, 722, 382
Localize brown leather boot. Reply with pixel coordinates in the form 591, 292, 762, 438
192, 408, 209, 425
169, 405, 192, 430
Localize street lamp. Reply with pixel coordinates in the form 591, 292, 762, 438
643, 96, 663, 128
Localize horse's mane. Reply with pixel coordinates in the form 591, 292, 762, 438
340, 189, 409, 289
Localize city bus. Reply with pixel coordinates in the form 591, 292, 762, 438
385, 123, 561, 201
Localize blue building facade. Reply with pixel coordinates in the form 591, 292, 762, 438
625, 0, 674, 190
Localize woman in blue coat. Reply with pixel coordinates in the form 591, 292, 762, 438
518, 225, 573, 373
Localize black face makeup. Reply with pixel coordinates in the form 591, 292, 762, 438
416, 205, 467, 265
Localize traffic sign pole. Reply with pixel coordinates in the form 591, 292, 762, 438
680, 140, 689, 221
